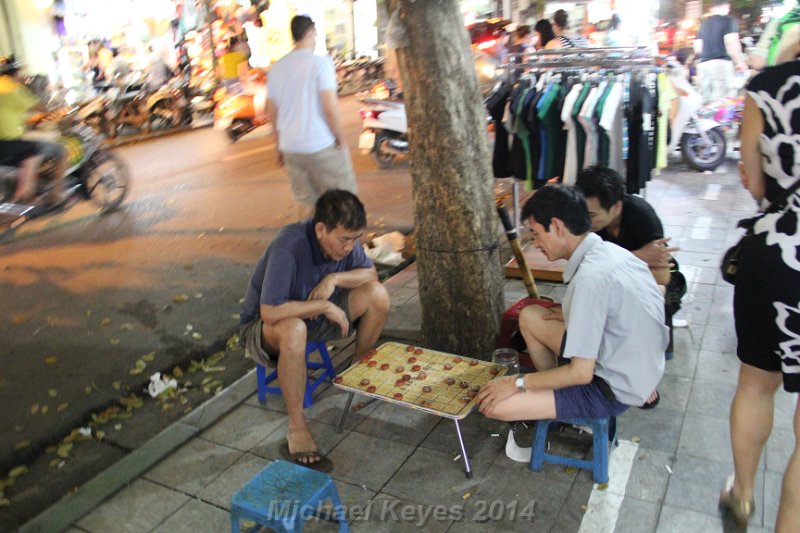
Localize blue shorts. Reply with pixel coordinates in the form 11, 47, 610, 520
553, 378, 630, 419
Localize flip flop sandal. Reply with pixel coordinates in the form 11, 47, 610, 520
639, 390, 660, 410
719, 475, 754, 529
279, 441, 333, 473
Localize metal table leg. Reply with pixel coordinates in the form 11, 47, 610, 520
336, 392, 355, 434
453, 419, 472, 478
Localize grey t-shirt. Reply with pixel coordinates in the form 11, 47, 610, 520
240, 220, 373, 326
562, 233, 668, 406
698, 15, 738, 62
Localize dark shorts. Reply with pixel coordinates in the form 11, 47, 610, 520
553, 378, 630, 419
734, 231, 800, 392
0, 140, 38, 165
240, 289, 353, 368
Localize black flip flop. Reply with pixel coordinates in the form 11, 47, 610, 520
639, 390, 660, 410
279, 441, 334, 473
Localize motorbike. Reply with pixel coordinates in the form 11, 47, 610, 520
358, 96, 408, 168
0, 112, 130, 242
214, 71, 268, 142
665, 60, 728, 171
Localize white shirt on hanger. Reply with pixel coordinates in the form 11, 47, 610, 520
579, 82, 604, 168
561, 82, 584, 186
599, 81, 625, 173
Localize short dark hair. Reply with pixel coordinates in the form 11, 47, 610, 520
291, 15, 315, 42
574, 166, 626, 211
553, 9, 569, 30
520, 185, 590, 234
515, 25, 531, 39
313, 189, 367, 231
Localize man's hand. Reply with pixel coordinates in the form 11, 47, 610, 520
323, 302, 349, 337
308, 275, 336, 302
635, 238, 679, 269
476, 376, 518, 416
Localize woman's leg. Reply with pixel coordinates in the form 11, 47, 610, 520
776, 394, 800, 532
729, 363, 782, 504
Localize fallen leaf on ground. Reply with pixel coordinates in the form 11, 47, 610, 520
0, 498, 10, 507
114, 424, 122, 431
99, 318, 111, 326
49, 459, 62, 468
112, 381, 122, 391
119, 395, 143, 409
193, 293, 203, 298
142, 351, 155, 362
44, 356, 58, 365
86, 310, 92, 317
183, 264, 193, 271
110, 338, 120, 345
11, 315, 26, 325
14, 441, 29, 450
57, 442, 74, 457
84, 386, 92, 394
96, 430, 105, 440
565, 467, 578, 474
9, 466, 28, 478
41, 405, 49, 414
130, 368, 143, 376
31, 404, 40, 415
57, 403, 69, 412
161, 403, 173, 412
631, 436, 641, 444
191, 332, 203, 340
172, 367, 183, 378
119, 323, 134, 331
580, 504, 589, 512
48, 389, 57, 398
173, 294, 189, 303
596, 483, 609, 491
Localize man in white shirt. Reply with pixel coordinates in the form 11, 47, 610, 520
693, 0, 748, 103
267, 16, 357, 220
477, 185, 667, 421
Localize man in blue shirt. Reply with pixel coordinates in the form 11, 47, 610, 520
240, 190, 389, 470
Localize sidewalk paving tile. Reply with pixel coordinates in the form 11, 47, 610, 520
663, 454, 764, 525
352, 401, 441, 447
349, 493, 453, 533
326, 431, 415, 492
614, 497, 660, 533
694, 350, 740, 386
616, 408, 683, 455
623, 448, 673, 503
200, 404, 286, 451
685, 378, 737, 420
151, 499, 231, 533
677, 413, 733, 464
655, 505, 731, 533
250, 417, 347, 462
76, 479, 189, 532
196, 453, 270, 510
143, 438, 243, 496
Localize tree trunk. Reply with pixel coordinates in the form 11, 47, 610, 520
386, 0, 504, 358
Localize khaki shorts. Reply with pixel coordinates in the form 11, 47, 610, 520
283, 144, 357, 207
240, 289, 353, 368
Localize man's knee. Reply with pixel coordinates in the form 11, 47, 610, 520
265, 317, 307, 354
519, 304, 553, 334
355, 280, 390, 316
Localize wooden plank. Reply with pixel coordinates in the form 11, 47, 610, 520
504, 244, 566, 283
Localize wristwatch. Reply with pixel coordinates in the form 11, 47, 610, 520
514, 376, 526, 393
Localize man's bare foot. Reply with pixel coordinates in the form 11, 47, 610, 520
286, 425, 321, 465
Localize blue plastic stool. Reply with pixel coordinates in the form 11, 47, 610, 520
256, 341, 336, 408
230, 460, 349, 532
529, 417, 617, 484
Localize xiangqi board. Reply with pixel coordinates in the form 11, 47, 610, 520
333, 342, 507, 419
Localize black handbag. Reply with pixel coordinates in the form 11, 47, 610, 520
721, 178, 800, 284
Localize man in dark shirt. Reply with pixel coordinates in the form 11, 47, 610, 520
694, 0, 747, 103
239, 189, 389, 470
575, 166, 686, 366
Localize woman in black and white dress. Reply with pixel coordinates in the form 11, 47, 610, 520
721, 58, 800, 530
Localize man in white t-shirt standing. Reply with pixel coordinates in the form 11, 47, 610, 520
267, 15, 357, 219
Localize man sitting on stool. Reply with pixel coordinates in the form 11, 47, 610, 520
477, 185, 667, 421
239, 189, 390, 470
575, 166, 686, 365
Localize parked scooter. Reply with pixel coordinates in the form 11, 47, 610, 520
666, 60, 728, 171
214, 71, 268, 142
0, 111, 130, 241
358, 90, 408, 168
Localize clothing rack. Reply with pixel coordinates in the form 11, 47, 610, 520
493, 47, 662, 230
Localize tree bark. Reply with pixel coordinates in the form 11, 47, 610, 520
386, 0, 504, 358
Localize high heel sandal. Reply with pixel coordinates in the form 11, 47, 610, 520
719, 475, 755, 530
